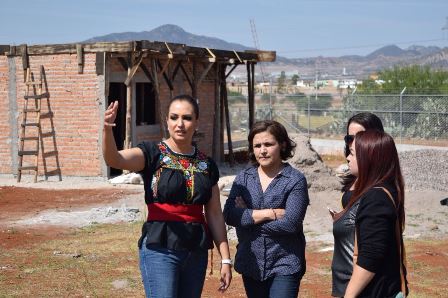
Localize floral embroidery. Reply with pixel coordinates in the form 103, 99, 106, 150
156, 142, 209, 201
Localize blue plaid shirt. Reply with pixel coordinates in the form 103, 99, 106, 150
223, 163, 309, 281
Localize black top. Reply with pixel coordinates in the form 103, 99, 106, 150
136, 141, 219, 251
332, 191, 358, 297
355, 185, 404, 298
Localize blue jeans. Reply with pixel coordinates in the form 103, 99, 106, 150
242, 272, 302, 298
139, 239, 208, 298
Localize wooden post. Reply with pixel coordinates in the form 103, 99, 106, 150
192, 60, 197, 99
212, 63, 221, 162
21, 44, 28, 82
219, 65, 225, 162
247, 62, 255, 131
76, 44, 83, 74
221, 65, 234, 166
152, 58, 165, 139
124, 52, 133, 150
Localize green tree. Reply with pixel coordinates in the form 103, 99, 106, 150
277, 71, 286, 93
341, 65, 448, 138
291, 74, 300, 85
358, 65, 448, 94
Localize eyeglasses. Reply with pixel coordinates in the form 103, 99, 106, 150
344, 134, 355, 144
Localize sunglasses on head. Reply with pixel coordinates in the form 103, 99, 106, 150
344, 134, 355, 144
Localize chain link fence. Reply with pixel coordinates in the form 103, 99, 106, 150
228, 92, 448, 145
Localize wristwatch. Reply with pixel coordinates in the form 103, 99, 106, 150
221, 258, 233, 266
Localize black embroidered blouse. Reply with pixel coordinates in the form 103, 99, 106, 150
136, 141, 219, 251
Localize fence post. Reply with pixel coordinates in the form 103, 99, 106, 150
400, 87, 406, 144
269, 77, 273, 120
308, 94, 311, 138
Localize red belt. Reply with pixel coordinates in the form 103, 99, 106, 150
147, 203, 205, 223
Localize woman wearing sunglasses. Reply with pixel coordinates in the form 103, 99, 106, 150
339, 130, 408, 297
331, 113, 384, 297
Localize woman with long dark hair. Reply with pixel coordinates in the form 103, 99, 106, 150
339, 130, 408, 297
331, 113, 385, 297
103, 94, 231, 297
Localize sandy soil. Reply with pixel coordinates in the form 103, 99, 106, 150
1, 170, 447, 297
1, 172, 447, 245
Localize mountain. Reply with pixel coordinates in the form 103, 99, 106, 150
367, 45, 408, 58
84, 24, 253, 52
83, 25, 448, 77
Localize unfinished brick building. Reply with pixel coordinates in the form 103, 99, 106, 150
0, 41, 275, 180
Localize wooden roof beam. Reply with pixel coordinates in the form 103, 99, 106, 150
4, 41, 275, 63
244, 50, 276, 62
124, 52, 146, 86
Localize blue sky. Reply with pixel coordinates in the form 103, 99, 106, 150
1, 0, 447, 58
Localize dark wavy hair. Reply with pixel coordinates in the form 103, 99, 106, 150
248, 120, 296, 164
167, 94, 199, 119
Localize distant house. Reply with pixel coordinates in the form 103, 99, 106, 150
0, 41, 275, 179
337, 79, 358, 89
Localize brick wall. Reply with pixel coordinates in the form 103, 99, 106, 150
3, 53, 102, 177
119, 59, 219, 158
1, 54, 221, 177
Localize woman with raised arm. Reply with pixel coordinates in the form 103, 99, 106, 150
223, 120, 309, 298
103, 94, 231, 298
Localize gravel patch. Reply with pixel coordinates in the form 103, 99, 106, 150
399, 149, 448, 191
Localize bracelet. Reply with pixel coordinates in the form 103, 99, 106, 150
271, 208, 277, 220
221, 258, 233, 266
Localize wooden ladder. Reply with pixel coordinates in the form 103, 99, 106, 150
17, 67, 47, 182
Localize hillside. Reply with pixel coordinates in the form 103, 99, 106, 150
83, 24, 448, 77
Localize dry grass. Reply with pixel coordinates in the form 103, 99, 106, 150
1, 222, 447, 297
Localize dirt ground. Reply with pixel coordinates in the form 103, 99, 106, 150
1, 173, 448, 297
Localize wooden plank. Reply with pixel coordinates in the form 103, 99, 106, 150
6, 41, 273, 63
152, 58, 166, 139
124, 53, 133, 150
244, 50, 276, 62
76, 44, 83, 74
221, 65, 234, 165
96, 52, 105, 75
212, 64, 221, 162
124, 52, 144, 86
197, 62, 215, 84
18, 166, 38, 171
247, 63, 255, 130
171, 61, 182, 82
179, 63, 193, 90
140, 62, 155, 83
21, 44, 29, 70
117, 57, 128, 71
191, 61, 197, 98
18, 150, 38, 156
140, 40, 187, 55
156, 60, 174, 90
17, 42, 134, 55
225, 64, 238, 79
